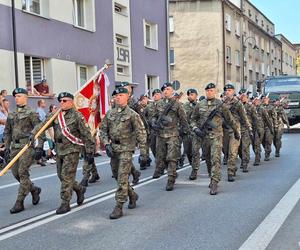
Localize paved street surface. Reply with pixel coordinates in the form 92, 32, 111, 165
0, 131, 300, 250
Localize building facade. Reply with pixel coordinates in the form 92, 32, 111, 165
294, 44, 300, 75
0, 0, 169, 98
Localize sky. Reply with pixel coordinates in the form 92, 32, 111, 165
250, 0, 299, 44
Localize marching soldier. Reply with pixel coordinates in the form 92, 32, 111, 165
4, 88, 44, 213
32, 92, 95, 214
191, 83, 239, 195
100, 87, 147, 219
151, 83, 189, 191
223, 83, 251, 182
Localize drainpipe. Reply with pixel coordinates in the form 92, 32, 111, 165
11, 0, 19, 88
166, 0, 170, 83
222, 0, 226, 87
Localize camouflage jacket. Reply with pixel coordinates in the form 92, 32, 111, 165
191, 98, 238, 136
274, 105, 289, 129
133, 102, 149, 134
263, 104, 277, 129
242, 102, 259, 132
100, 105, 147, 154
223, 96, 251, 131
32, 108, 95, 156
256, 105, 273, 131
152, 97, 189, 138
4, 106, 43, 150
183, 100, 198, 124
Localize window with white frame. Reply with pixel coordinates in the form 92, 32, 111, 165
114, 2, 127, 16
146, 75, 159, 93
226, 46, 232, 63
144, 20, 158, 50
235, 21, 240, 37
25, 56, 45, 84
22, 0, 41, 15
116, 64, 129, 75
225, 14, 231, 32
169, 16, 174, 33
77, 65, 88, 87
235, 50, 240, 67
73, 0, 95, 31
74, 0, 85, 27
170, 48, 175, 65
115, 34, 128, 46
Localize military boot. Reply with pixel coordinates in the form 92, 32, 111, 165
128, 192, 139, 209
132, 170, 141, 185
146, 157, 152, 167
275, 150, 280, 157
178, 155, 185, 167
153, 168, 162, 179
242, 165, 249, 173
76, 186, 86, 205
264, 154, 270, 161
109, 203, 123, 219
253, 157, 260, 166
166, 177, 175, 191
89, 173, 100, 183
31, 186, 41, 205
10, 200, 24, 214
56, 202, 71, 214
80, 177, 89, 187
189, 169, 198, 180
228, 174, 235, 182
210, 182, 218, 195
223, 156, 228, 165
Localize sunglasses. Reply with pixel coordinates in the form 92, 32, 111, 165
60, 99, 70, 103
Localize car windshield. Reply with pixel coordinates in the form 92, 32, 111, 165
265, 77, 300, 93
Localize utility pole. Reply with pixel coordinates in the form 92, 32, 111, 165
11, 0, 19, 88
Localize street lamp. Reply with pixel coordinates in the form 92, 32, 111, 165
241, 35, 258, 88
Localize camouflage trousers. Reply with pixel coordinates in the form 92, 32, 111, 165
56, 152, 84, 204
149, 130, 157, 158
111, 151, 135, 204
182, 134, 193, 165
224, 129, 241, 175
82, 161, 98, 179
155, 136, 180, 177
273, 128, 283, 153
238, 130, 251, 166
11, 147, 36, 201
191, 136, 202, 171
252, 128, 264, 162
203, 134, 223, 183
262, 128, 273, 156
222, 128, 230, 159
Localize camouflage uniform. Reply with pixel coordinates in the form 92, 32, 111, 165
191, 98, 238, 184
100, 105, 146, 205
223, 97, 251, 178
145, 101, 158, 157
4, 106, 43, 207
152, 96, 189, 190
81, 147, 100, 186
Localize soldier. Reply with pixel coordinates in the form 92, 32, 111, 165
182, 89, 199, 179
191, 83, 239, 195
238, 89, 258, 172
32, 92, 95, 214
151, 83, 189, 191
273, 98, 289, 157
262, 95, 276, 161
223, 83, 251, 182
4, 88, 44, 214
100, 87, 147, 219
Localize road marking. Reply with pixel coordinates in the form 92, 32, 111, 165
0, 154, 139, 190
239, 177, 300, 250
0, 164, 194, 241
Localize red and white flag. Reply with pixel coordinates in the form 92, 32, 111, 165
74, 66, 110, 134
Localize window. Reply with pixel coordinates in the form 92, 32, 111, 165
169, 16, 174, 33
22, 0, 40, 15
255, 15, 258, 23
235, 21, 240, 37
77, 66, 87, 87
25, 56, 44, 84
74, 0, 84, 27
114, 2, 127, 15
226, 46, 232, 63
236, 67, 240, 82
225, 14, 231, 32
144, 20, 158, 50
261, 63, 265, 75
116, 65, 129, 75
146, 75, 159, 93
115, 34, 128, 46
261, 20, 264, 27
235, 50, 240, 67
248, 9, 252, 17
226, 64, 231, 81
170, 48, 175, 65
73, 0, 95, 31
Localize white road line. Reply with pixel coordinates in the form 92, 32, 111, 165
0, 164, 193, 241
0, 154, 139, 190
239, 177, 300, 250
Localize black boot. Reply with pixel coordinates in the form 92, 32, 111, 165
189, 169, 198, 180
153, 168, 162, 179
228, 174, 235, 182
56, 202, 71, 214
275, 150, 280, 157
128, 192, 139, 209
80, 177, 89, 187
242, 165, 249, 173
264, 154, 270, 161
10, 200, 24, 214
31, 186, 41, 205
223, 156, 228, 165
89, 173, 100, 183
210, 182, 218, 195
146, 157, 152, 167
109, 204, 123, 219
76, 186, 86, 205
132, 170, 141, 185
253, 157, 260, 166
178, 155, 185, 167
166, 177, 175, 191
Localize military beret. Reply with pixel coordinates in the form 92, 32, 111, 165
57, 92, 74, 102
112, 90, 117, 96
173, 92, 180, 97
114, 87, 129, 94
239, 88, 247, 95
199, 95, 206, 101
205, 83, 216, 90
224, 83, 235, 91
115, 81, 130, 88
187, 88, 198, 95
152, 89, 162, 96
161, 82, 173, 92
12, 88, 28, 96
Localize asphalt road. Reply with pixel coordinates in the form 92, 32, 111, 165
0, 131, 300, 250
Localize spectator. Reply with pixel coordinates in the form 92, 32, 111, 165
0, 89, 7, 97
36, 99, 47, 122
0, 99, 9, 143
34, 79, 55, 98
45, 104, 57, 164
26, 82, 41, 96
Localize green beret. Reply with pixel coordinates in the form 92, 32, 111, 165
161, 82, 173, 92
112, 90, 117, 96
12, 88, 28, 97
57, 92, 74, 102
199, 95, 205, 101
116, 81, 130, 88
173, 92, 180, 97
152, 89, 162, 96
224, 83, 235, 91
115, 87, 128, 94
239, 88, 247, 95
205, 83, 216, 90
187, 88, 198, 95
